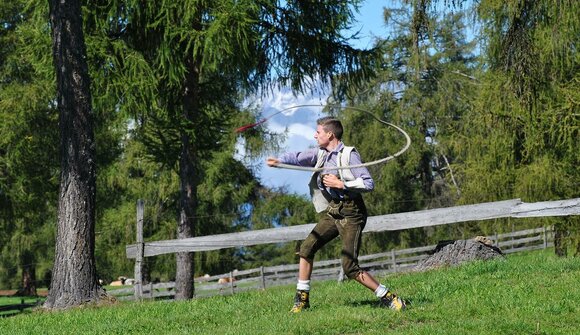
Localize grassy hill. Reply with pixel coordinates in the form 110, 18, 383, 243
1, 249, 579, 334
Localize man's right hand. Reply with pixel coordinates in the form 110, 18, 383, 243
266, 157, 279, 167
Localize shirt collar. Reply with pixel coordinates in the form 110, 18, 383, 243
323, 142, 343, 154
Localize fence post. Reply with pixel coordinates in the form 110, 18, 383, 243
230, 271, 235, 295
511, 222, 515, 243
542, 226, 547, 249
337, 268, 345, 282
260, 266, 266, 289
391, 249, 397, 273
134, 199, 144, 301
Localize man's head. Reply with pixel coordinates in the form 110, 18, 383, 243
315, 117, 343, 149
316, 117, 343, 140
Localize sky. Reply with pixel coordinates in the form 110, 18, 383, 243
247, 2, 390, 197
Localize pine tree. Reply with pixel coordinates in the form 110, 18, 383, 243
452, 0, 579, 254
43, 0, 108, 308
0, 0, 59, 296
335, 3, 477, 250
88, 0, 377, 299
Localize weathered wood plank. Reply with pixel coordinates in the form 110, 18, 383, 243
502, 243, 552, 254
126, 198, 577, 258
364, 199, 521, 233
498, 235, 543, 248
494, 227, 546, 239
263, 263, 300, 273
127, 224, 315, 258
395, 244, 437, 256
511, 198, 580, 218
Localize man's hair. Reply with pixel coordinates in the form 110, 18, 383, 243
317, 116, 343, 140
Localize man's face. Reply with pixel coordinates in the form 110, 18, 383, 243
315, 125, 332, 148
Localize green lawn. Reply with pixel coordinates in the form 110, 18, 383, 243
1, 249, 579, 334
0, 296, 44, 318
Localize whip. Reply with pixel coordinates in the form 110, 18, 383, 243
236, 104, 411, 172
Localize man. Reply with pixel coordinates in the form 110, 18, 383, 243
267, 116, 405, 313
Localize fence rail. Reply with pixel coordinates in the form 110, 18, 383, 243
0, 299, 43, 317
122, 198, 578, 301
126, 198, 578, 258
111, 226, 554, 301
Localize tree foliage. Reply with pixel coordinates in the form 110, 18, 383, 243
0, 0, 577, 295
0, 0, 59, 294
451, 0, 579, 253
335, 0, 577, 253
84, 0, 379, 299
334, 4, 478, 251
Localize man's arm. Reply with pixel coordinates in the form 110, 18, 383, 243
344, 151, 374, 192
267, 148, 319, 167
321, 150, 374, 192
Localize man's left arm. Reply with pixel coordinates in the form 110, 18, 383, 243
343, 151, 374, 192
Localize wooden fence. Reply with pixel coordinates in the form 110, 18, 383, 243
0, 298, 43, 317
121, 198, 580, 299
111, 226, 553, 301
117, 197, 580, 301
126, 198, 578, 258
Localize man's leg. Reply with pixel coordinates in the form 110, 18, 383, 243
354, 271, 379, 291
291, 257, 314, 313
338, 199, 406, 311
291, 212, 338, 313
298, 256, 313, 281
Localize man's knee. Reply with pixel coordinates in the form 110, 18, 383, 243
298, 240, 316, 261
297, 250, 315, 262
342, 259, 362, 279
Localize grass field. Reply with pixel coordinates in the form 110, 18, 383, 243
1, 249, 579, 334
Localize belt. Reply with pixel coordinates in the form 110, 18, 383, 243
331, 192, 361, 202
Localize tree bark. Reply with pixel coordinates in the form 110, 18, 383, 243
14, 250, 37, 297
174, 54, 200, 300
44, 0, 105, 309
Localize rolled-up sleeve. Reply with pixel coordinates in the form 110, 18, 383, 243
344, 150, 374, 192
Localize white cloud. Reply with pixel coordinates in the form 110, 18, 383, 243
287, 123, 316, 142
268, 120, 316, 142
260, 88, 327, 117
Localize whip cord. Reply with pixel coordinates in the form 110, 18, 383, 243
247, 104, 411, 172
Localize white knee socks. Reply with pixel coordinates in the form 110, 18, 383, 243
374, 284, 388, 298
297, 279, 311, 291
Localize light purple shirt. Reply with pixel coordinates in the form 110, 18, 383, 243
278, 143, 374, 198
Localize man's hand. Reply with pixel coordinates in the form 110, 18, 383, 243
266, 157, 280, 167
322, 174, 345, 189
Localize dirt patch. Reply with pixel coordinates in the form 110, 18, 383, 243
415, 237, 504, 272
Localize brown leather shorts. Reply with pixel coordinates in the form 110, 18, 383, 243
298, 198, 367, 279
